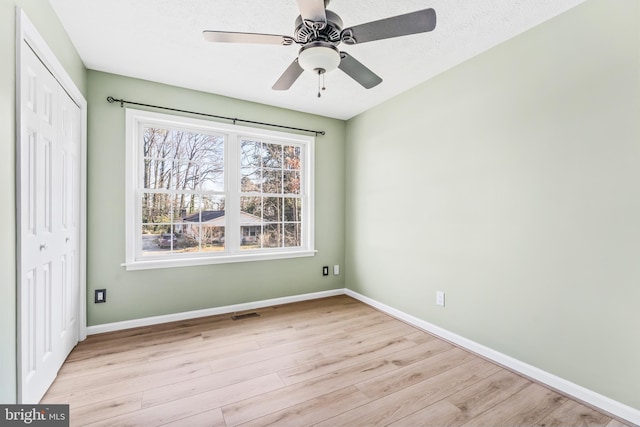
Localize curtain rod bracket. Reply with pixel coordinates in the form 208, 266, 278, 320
105, 96, 325, 136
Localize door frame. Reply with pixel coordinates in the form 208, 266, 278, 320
15, 8, 87, 402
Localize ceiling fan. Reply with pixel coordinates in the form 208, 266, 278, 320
203, 0, 436, 96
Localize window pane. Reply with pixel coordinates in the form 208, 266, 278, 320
263, 197, 282, 222
178, 224, 200, 252
263, 170, 282, 194
202, 195, 225, 212
283, 146, 301, 170
198, 135, 224, 164
199, 169, 224, 192
284, 223, 301, 247
283, 198, 302, 222
263, 223, 282, 248
144, 127, 225, 191
144, 159, 172, 189
142, 193, 171, 224
240, 196, 262, 219
141, 225, 176, 256
263, 143, 282, 168
240, 225, 261, 249
238, 141, 305, 253
241, 168, 261, 192
197, 134, 225, 191
283, 170, 300, 194
240, 140, 261, 168
178, 196, 226, 253
171, 161, 191, 191
201, 225, 225, 251
143, 128, 170, 159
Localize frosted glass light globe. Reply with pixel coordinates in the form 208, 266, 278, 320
298, 42, 340, 73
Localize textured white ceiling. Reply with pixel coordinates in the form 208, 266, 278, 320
49, 0, 586, 120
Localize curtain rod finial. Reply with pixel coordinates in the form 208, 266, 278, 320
106, 96, 124, 107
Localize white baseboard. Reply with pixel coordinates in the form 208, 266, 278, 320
86, 288, 344, 335
85, 286, 638, 425
344, 289, 640, 426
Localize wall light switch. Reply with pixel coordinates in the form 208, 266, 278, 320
436, 291, 445, 307
333, 265, 340, 275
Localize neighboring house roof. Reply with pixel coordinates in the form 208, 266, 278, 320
182, 210, 224, 223
239, 211, 262, 225
182, 210, 262, 226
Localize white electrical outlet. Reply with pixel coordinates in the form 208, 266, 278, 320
436, 291, 445, 307
333, 265, 340, 275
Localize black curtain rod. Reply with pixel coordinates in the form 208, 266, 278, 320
106, 96, 325, 136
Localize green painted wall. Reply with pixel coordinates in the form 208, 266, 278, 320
0, 0, 86, 403
345, 0, 639, 410
86, 71, 345, 326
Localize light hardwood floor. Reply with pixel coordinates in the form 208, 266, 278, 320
42, 295, 629, 427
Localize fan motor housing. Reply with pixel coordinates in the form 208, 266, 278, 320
294, 10, 343, 45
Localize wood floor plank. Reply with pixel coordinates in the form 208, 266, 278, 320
535, 399, 615, 427
159, 408, 226, 427
59, 335, 204, 377
355, 346, 474, 399
57, 335, 259, 387
207, 329, 350, 374
142, 348, 324, 408
387, 369, 532, 426
67, 327, 205, 361
278, 336, 417, 385
316, 356, 501, 427
236, 386, 371, 427
606, 419, 632, 427
310, 321, 421, 358
41, 296, 620, 427
68, 392, 143, 427
85, 374, 284, 427
460, 382, 568, 426
43, 363, 212, 409
249, 310, 388, 349
221, 356, 403, 426
63, 340, 259, 394
390, 399, 463, 427
404, 329, 438, 344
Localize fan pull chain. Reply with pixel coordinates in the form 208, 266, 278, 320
317, 70, 326, 98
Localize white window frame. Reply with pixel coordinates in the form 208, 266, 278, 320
123, 108, 315, 270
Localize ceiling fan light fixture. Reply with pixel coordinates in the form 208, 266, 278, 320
298, 42, 340, 73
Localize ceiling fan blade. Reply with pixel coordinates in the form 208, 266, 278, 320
341, 8, 436, 45
272, 59, 304, 90
338, 52, 382, 89
203, 30, 294, 46
296, 0, 327, 24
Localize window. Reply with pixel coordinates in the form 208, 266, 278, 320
124, 109, 315, 270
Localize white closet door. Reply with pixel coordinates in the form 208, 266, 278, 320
19, 42, 80, 404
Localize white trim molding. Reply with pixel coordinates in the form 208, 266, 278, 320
86, 289, 343, 335
344, 289, 640, 427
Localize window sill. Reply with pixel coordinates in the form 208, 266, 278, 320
122, 250, 317, 271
